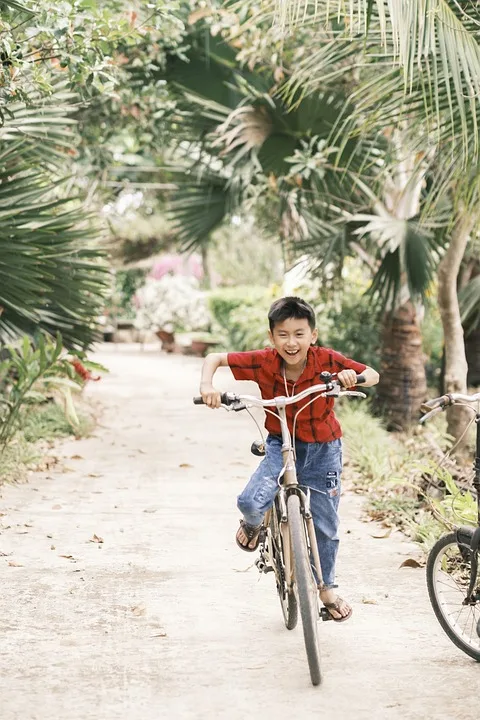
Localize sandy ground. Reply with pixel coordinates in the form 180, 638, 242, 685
0, 344, 479, 720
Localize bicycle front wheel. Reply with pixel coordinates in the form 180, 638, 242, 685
288, 493, 321, 685
427, 531, 480, 662
269, 500, 298, 630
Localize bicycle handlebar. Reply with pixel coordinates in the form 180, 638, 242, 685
193, 374, 367, 409
420, 391, 480, 423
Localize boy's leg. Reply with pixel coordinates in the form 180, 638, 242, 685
299, 438, 351, 620
236, 435, 283, 550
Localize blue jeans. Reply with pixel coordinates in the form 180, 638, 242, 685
237, 435, 342, 587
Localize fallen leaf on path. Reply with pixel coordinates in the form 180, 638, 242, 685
136, 449, 146, 454
61, 467, 75, 473
179, 463, 193, 468
52, 505, 62, 510
46, 534, 53, 539
8, 561, 23, 567
87, 473, 103, 478
59, 554, 76, 561
0, 551, 13, 557
151, 632, 167, 638
131, 605, 146, 617
399, 558, 424, 569
143, 507, 158, 513
24, 523, 33, 528
362, 597, 378, 605
50, 545, 55, 550
89, 534, 104, 544
370, 528, 392, 539
70, 455, 84, 460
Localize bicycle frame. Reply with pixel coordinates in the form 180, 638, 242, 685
274, 401, 325, 592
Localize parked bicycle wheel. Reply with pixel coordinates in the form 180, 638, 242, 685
269, 500, 298, 630
427, 531, 480, 661
288, 493, 321, 685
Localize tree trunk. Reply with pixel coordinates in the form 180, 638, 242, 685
375, 302, 427, 430
437, 212, 477, 451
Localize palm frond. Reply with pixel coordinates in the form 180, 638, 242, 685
276, 1, 480, 163
0, 0, 33, 12
0, 84, 79, 169
361, 215, 441, 308
0, 151, 108, 349
167, 163, 231, 252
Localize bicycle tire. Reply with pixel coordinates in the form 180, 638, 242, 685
269, 501, 298, 630
288, 493, 321, 685
427, 531, 480, 662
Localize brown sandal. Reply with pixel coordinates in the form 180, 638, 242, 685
236, 519, 262, 552
322, 596, 353, 623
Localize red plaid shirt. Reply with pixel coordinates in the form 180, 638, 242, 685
227, 346, 366, 443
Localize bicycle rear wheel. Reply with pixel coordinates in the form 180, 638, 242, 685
269, 500, 298, 630
427, 531, 480, 661
288, 492, 321, 685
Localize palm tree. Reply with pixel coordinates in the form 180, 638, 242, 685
265, 0, 480, 437
162, 22, 447, 429
0, 86, 109, 349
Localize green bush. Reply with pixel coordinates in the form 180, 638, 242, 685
209, 286, 275, 351
324, 294, 381, 369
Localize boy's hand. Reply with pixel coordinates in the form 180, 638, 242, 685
337, 369, 358, 388
200, 383, 222, 409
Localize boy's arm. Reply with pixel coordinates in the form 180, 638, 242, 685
337, 365, 379, 389
199, 352, 229, 408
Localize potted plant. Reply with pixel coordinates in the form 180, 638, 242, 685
133, 274, 211, 351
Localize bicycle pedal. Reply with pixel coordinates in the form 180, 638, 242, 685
254, 557, 266, 572
254, 556, 274, 574
319, 607, 334, 622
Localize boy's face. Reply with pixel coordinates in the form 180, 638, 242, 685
269, 317, 318, 371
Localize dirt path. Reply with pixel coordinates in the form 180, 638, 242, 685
0, 345, 478, 720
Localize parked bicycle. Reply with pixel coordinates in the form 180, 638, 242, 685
194, 371, 366, 685
420, 391, 480, 661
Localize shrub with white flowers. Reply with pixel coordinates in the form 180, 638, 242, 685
133, 274, 211, 333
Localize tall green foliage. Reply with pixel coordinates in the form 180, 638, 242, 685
0, 91, 109, 348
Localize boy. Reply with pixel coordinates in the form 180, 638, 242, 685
199, 296, 379, 621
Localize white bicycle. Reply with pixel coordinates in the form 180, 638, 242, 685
194, 370, 366, 685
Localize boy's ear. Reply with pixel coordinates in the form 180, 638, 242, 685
268, 329, 274, 345
311, 328, 318, 345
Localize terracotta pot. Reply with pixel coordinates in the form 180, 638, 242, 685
190, 339, 216, 357
155, 329, 176, 353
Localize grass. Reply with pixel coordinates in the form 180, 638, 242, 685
22, 401, 95, 442
338, 401, 477, 551
0, 400, 96, 485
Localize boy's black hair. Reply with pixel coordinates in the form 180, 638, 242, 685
268, 296, 316, 331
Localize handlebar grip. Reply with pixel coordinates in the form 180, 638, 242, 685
356, 374, 366, 384
193, 393, 234, 405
